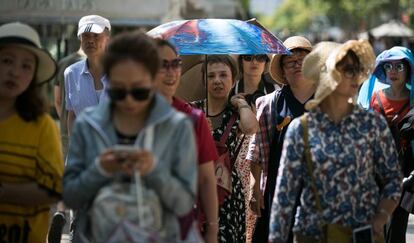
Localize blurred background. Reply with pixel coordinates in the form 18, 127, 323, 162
1, 0, 413, 110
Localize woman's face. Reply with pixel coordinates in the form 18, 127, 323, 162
108, 59, 154, 116
0, 45, 36, 101
332, 54, 361, 99
281, 49, 308, 86
241, 55, 267, 78
154, 45, 182, 100
384, 60, 408, 87
207, 62, 233, 100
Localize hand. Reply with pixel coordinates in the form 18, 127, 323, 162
369, 212, 388, 237
250, 185, 264, 217
99, 149, 124, 174
121, 150, 155, 176
230, 93, 249, 109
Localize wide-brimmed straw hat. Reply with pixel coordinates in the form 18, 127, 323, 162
269, 36, 312, 85
0, 22, 57, 84
304, 40, 375, 110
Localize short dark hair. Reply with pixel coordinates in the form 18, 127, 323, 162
15, 64, 48, 122
103, 31, 160, 79
337, 50, 361, 71
154, 38, 178, 55
202, 55, 238, 82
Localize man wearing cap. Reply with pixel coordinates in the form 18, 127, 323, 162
64, 15, 111, 134
246, 36, 315, 243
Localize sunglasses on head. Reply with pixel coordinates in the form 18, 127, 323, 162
383, 62, 405, 73
161, 58, 182, 71
241, 55, 268, 62
108, 87, 151, 101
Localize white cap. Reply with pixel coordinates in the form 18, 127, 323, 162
77, 15, 111, 38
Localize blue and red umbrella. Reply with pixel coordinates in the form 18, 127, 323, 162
147, 19, 289, 55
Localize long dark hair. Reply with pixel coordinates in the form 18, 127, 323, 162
15, 65, 48, 122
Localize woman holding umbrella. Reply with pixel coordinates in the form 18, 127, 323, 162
193, 55, 259, 242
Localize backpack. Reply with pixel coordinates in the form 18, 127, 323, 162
90, 126, 164, 242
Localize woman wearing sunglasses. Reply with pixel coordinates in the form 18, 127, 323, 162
63, 31, 197, 242
232, 54, 277, 242
368, 46, 414, 243
269, 40, 401, 243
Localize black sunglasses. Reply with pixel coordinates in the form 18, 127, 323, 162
241, 55, 268, 62
108, 87, 151, 101
161, 58, 182, 71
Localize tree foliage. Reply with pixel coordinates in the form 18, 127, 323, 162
259, 0, 413, 36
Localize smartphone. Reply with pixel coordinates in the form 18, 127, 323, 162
353, 225, 374, 243
112, 145, 138, 163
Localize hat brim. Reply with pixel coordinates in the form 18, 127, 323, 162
1, 43, 57, 84
77, 24, 106, 37
269, 45, 312, 85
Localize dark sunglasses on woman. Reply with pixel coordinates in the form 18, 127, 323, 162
161, 58, 182, 71
241, 55, 268, 62
108, 87, 151, 101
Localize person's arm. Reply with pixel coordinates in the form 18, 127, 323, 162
250, 161, 264, 216
269, 118, 304, 243
230, 93, 258, 135
144, 119, 197, 216
369, 115, 403, 237
198, 162, 218, 243
54, 85, 62, 118
0, 183, 59, 206
67, 111, 76, 135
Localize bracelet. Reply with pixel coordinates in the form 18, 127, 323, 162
238, 104, 250, 111
377, 208, 391, 222
204, 220, 219, 227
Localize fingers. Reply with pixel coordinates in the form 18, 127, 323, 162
122, 150, 155, 176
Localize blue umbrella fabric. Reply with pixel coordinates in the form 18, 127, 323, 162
147, 19, 289, 55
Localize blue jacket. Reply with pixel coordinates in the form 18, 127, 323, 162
63, 94, 197, 241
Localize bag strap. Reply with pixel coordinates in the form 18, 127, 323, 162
219, 113, 237, 144
232, 134, 246, 163
134, 125, 155, 228
301, 114, 323, 213
374, 91, 387, 118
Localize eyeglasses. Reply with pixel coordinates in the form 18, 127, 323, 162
282, 58, 305, 69
161, 58, 182, 71
383, 62, 405, 73
241, 55, 268, 62
341, 66, 363, 79
108, 87, 151, 101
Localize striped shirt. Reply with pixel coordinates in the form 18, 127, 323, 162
64, 59, 108, 116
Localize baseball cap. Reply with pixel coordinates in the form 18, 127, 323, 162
77, 15, 111, 38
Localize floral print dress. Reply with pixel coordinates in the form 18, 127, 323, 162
193, 100, 246, 242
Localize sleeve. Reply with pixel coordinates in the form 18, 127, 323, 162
36, 115, 65, 195
144, 118, 198, 216
195, 113, 218, 164
62, 118, 112, 210
373, 114, 403, 202
269, 118, 304, 242
64, 67, 73, 111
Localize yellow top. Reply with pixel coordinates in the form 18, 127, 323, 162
0, 113, 64, 243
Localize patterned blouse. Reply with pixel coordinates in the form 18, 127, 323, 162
269, 105, 402, 242
192, 100, 241, 158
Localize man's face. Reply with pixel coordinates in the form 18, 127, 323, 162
80, 31, 109, 57
281, 49, 309, 86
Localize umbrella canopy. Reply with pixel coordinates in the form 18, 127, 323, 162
147, 18, 289, 55
362, 20, 414, 38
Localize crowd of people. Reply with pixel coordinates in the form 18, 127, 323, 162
0, 13, 413, 243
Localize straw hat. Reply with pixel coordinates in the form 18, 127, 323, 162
0, 22, 57, 84
304, 40, 375, 110
269, 36, 312, 85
